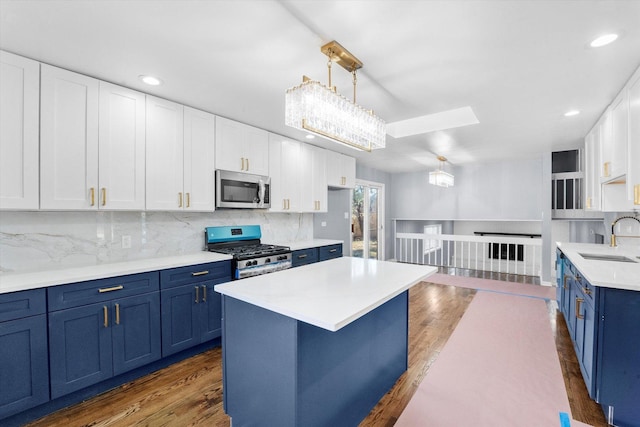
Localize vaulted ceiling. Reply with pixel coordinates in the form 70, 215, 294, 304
1, 0, 639, 172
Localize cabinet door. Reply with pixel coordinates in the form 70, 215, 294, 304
244, 125, 269, 176
342, 154, 356, 188
319, 244, 342, 261
146, 95, 184, 210
160, 285, 200, 357
184, 106, 215, 211
0, 314, 49, 418
609, 91, 628, 179
584, 130, 601, 210
313, 147, 328, 212
598, 110, 613, 180
111, 293, 161, 376
200, 282, 223, 342
0, 51, 39, 210
215, 116, 245, 173
581, 298, 596, 397
40, 64, 99, 210
300, 145, 328, 212
628, 68, 640, 206
49, 302, 113, 398
566, 278, 577, 340
269, 135, 300, 212
98, 82, 146, 210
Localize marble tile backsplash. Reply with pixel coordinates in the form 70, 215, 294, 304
0, 211, 313, 273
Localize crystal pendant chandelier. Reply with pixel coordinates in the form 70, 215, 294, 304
285, 41, 386, 151
429, 156, 455, 187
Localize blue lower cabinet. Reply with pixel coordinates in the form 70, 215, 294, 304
49, 293, 161, 399
160, 262, 231, 357
292, 248, 319, 267
318, 244, 342, 261
0, 312, 49, 419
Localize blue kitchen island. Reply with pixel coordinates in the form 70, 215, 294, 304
214, 257, 436, 427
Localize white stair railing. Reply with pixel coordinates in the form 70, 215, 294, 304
395, 232, 542, 277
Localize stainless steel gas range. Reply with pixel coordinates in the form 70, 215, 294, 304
205, 225, 291, 280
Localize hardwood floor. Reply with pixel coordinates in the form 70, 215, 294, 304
26, 281, 606, 427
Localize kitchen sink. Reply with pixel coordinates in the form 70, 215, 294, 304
578, 253, 638, 263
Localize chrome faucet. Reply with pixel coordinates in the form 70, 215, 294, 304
610, 215, 640, 247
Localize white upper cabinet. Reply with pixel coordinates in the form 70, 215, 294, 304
268, 134, 301, 212
98, 82, 146, 210
40, 64, 99, 210
584, 128, 601, 211
0, 51, 40, 210
183, 106, 216, 211
607, 90, 628, 180
215, 116, 269, 176
598, 108, 613, 181
326, 151, 356, 189
300, 144, 327, 212
627, 67, 640, 206
146, 96, 184, 211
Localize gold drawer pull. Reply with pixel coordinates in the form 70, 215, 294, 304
186, 192, 190, 208
298, 254, 308, 259
576, 298, 584, 319
115, 303, 120, 325
635, 184, 640, 205
583, 287, 592, 296
603, 162, 610, 177
329, 249, 337, 253
103, 305, 108, 327
178, 192, 183, 208
90, 187, 95, 206
201, 285, 207, 302
195, 286, 199, 303
101, 188, 106, 206
99, 285, 124, 293
191, 271, 209, 277
563, 275, 569, 290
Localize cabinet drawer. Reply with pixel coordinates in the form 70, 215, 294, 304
576, 276, 596, 304
292, 248, 319, 267
48, 272, 159, 312
160, 261, 232, 290
319, 244, 342, 261
0, 288, 46, 322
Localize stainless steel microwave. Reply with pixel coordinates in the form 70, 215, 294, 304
215, 170, 270, 209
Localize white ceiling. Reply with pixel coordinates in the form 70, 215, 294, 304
1, 0, 639, 173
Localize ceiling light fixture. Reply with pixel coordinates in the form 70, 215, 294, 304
429, 156, 454, 187
285, 41, 385, 151
590, 33, 618, 48
139, 75, 163, 86
564, 110, 580, 117
305, 134, 315, 139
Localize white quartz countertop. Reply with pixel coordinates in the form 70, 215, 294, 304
215, 257, 437, 332
556, 242, 640, 291
0, 252, 233, 294
277, 239, 343, 250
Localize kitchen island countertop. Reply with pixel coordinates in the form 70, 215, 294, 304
215, 256, 436, 331
556, 242, 640, 291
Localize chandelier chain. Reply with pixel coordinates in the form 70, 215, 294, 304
352, 68, 357, 103
327, 49, 333, 89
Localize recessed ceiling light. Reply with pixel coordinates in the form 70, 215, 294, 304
139, 75, 163, 86
564, 110, 580, 117
305, 134, 315, 139
590, 34, 618, 48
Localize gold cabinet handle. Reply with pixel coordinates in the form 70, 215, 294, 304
103, 305, 108, 328
201, 285, 207, 302
246, 158, 249, 171
576, 298, 584, 319
287, 199, 290, 210
115, 303, 120, 325
583, 287, 592, 296
603, 162, 610, 177
101, 188, 106, 206
191, 270, 209, 277
586, 197, 592, 209
90, 187, 95, 206
241, 157, 245, 171
186, 192, 190, 208
195, 286, 199, 303
563, 275, 569, 290
178, 192, 183, 208
635, 184, 640, 205
99, 285, 124, 293
283, 199, 287, 210
298, 254, 308, 259
329, 248, 337, 253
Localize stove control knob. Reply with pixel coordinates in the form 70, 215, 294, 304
265, 258, 271, 263
252, 260, 258, 266
245, 261, 252, 267
278, 256, 287, 261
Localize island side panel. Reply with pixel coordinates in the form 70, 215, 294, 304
221, 296, 298, 427
296, 291, 409, 427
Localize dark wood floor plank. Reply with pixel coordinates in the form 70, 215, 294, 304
26, 280, 606, 427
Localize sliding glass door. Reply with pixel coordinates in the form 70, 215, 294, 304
352, 180, 384, 260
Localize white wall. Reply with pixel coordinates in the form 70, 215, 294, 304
0, 211, 312, 273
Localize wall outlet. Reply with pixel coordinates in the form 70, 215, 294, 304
321, 221, 327, 227
344, 212, 349, 219
122, 235, 132, 249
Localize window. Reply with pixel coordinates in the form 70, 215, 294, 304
423, 224, 442, 254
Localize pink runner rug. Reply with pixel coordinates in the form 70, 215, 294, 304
425, 273, 556, 300
396, 291, 579, 427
